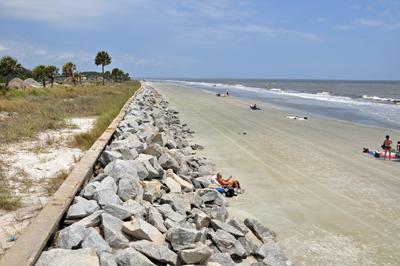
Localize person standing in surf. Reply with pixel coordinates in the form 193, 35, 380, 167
383, 135, 393, 160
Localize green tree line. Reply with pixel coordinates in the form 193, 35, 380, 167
0, 51, 130, 89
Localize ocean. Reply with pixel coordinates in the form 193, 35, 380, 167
156, 79, 400, 133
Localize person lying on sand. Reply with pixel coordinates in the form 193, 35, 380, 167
215, 172, 245, 194
284, 116, 308, 120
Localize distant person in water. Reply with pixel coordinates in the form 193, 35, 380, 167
215, 172, 245, 193
383, 135, 392, 160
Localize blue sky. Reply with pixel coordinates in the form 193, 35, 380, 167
0, 0, 399, 80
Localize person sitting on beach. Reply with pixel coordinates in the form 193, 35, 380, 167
215, 172, 245, 194
227, 91, 229, 96
397, 141, 400, 153
252, 104, 257, 110
383, 135, 393, 160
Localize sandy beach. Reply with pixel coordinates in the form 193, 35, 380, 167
148, 81, 400, 265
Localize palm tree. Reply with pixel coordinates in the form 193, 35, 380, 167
117, 69, 124, 83
124, 73, 130, 81
111, 68, 119, 83
94, 51, 111, 86
46, 65, 59, 88
105, 70, 110, 83
0, 55, 22, 88
63, 62, 77, 86
32, 65, 47, 87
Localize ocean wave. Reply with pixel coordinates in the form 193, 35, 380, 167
163, 79, 400, 107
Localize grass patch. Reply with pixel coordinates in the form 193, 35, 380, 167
0, 183, 22, 210
44, 169, 70, 196
0, 80, 141, 144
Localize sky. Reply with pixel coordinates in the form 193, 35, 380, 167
0, 0, 399, 80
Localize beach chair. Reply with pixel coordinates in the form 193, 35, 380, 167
210, 175, 229, 192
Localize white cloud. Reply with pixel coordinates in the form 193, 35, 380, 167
354, 18, 384, 27
0, 44, 9, 51
222, 24, 323, 42
0, 0, 110, 29
35, 50, 47, 55
311, 17, 327, 23
332, 24, 354, 30
57, 52, 76, 60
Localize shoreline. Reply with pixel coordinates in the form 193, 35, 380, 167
157, 79, 400, 134
148, 81, 400, 265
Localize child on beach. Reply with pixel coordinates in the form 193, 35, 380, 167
383, 135, 393, 160
215, 172, 245, 194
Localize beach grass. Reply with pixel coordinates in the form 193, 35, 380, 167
0, 80, 141, 205
0, 81, 140, 144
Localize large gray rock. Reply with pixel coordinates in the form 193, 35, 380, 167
208, 252, 236, 266
191, 208, 211, 230
147, 206, 168, 233
197, 177, 210, 188
166, 226, 201, 251
117, 178, 136, 202
131, 160, 149, 181
104, 159, 139, 183
130, 141, 145, 154
35, 248, 99, 266
244, 218, 276, 243
210, 229, 247, 259
143, 144, 163, 158
159, 153, 180, 173
164, 177, 181, 193
164, 218, 181, 229
228, 217, 249, 235
123, 199, 146, 219
178, 242, 212, 264
156, 204, 186, 224
141, 181, 162, 203
210, 219, 245, 238
94, 188, 123, 207
80, 182, 101, 200
65, 200, 100, 220
203, 205, 229, 222
160, 193, 191, 216
148, 132, 167, 147
102, 203, 135, 220
239, 237, 258, 257
99, 176, 118, 193
131, 240, 180, 266
166, 169, 193, 193
82, 227, 112, 253
191, 188, 228, 208
100, 151, 123, 167
113, 248, 156, 266
101, 213, 130, 249
99, 252, 117, 266
122, 218, 165, 244
74, 210, 104, 228
197, 165, 213, 176
53, 224, 86, 249
112, 146, 139, 160
142, 160, 159, 179
255, 243, 289, 264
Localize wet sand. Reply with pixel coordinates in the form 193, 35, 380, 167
148, 81, 400, 265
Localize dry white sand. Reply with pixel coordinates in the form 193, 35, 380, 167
0, 117, 95, 256
148, 81, 400, 265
